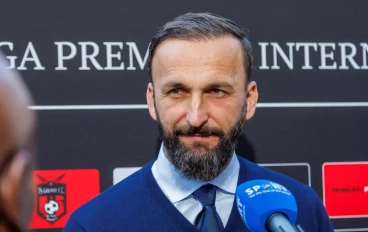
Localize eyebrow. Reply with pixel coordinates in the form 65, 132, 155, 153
160, 80, 236, 91
205, 82, 235, 90
161, 81, 187, 90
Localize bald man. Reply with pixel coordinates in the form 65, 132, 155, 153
0, 52, 36, 232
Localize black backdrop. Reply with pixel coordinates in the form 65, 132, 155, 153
0, 0, 367, 231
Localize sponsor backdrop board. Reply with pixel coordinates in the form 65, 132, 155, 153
323, 163, 368, 219
0, 0, 367, 231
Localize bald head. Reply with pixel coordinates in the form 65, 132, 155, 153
0, 53, 35, 232
0, 55, 34, 157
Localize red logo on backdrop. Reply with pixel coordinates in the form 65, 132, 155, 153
29, 169, 100, 229
36, 174, 67, 223
323, 162, 368, 218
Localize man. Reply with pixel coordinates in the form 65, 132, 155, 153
63, 13, 334, 231
0, 52, 36, 232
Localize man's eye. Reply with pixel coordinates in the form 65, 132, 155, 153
210, 89, 227, 96
168, 89, 184, 95
211, 89, 223, 94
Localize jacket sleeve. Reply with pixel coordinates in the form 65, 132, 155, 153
315, 196, 334, 232
62, 215, 87, 232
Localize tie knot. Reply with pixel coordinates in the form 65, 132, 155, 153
193, 184, 217, 207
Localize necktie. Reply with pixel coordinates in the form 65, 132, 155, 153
192, 184, 224, 232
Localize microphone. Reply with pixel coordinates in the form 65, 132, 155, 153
235, 179, 304, 232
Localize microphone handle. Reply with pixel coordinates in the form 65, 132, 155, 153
266, 213, 298, 232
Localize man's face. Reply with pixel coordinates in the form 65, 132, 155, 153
147, 36, 258, 181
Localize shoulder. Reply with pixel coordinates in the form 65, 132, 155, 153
237, 157, 334, 231
237, 156, 315, 198
65, 162, 154, 231
238, 157, 317, 194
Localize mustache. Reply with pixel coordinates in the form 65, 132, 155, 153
173, 125, 225, 137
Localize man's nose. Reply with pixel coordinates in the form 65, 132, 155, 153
186, 93, 208, 128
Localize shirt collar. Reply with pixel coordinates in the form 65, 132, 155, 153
152, 143, 240, 204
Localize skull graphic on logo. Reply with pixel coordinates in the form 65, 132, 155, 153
44, 200, 59, 215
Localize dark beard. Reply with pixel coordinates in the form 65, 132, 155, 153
157, 104, 246, 182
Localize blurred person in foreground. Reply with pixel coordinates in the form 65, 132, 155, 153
63, 13, 334, 231
0, 52, 36, 232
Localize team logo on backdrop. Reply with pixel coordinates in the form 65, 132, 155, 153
323, 162, 368, 218
36, 174, 67, 223
30, 169, 100, 229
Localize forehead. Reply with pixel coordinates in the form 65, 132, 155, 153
151, 36, 245, 81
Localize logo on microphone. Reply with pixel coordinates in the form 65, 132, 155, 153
236, 198, 244, 218
245, 181, 291, 198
